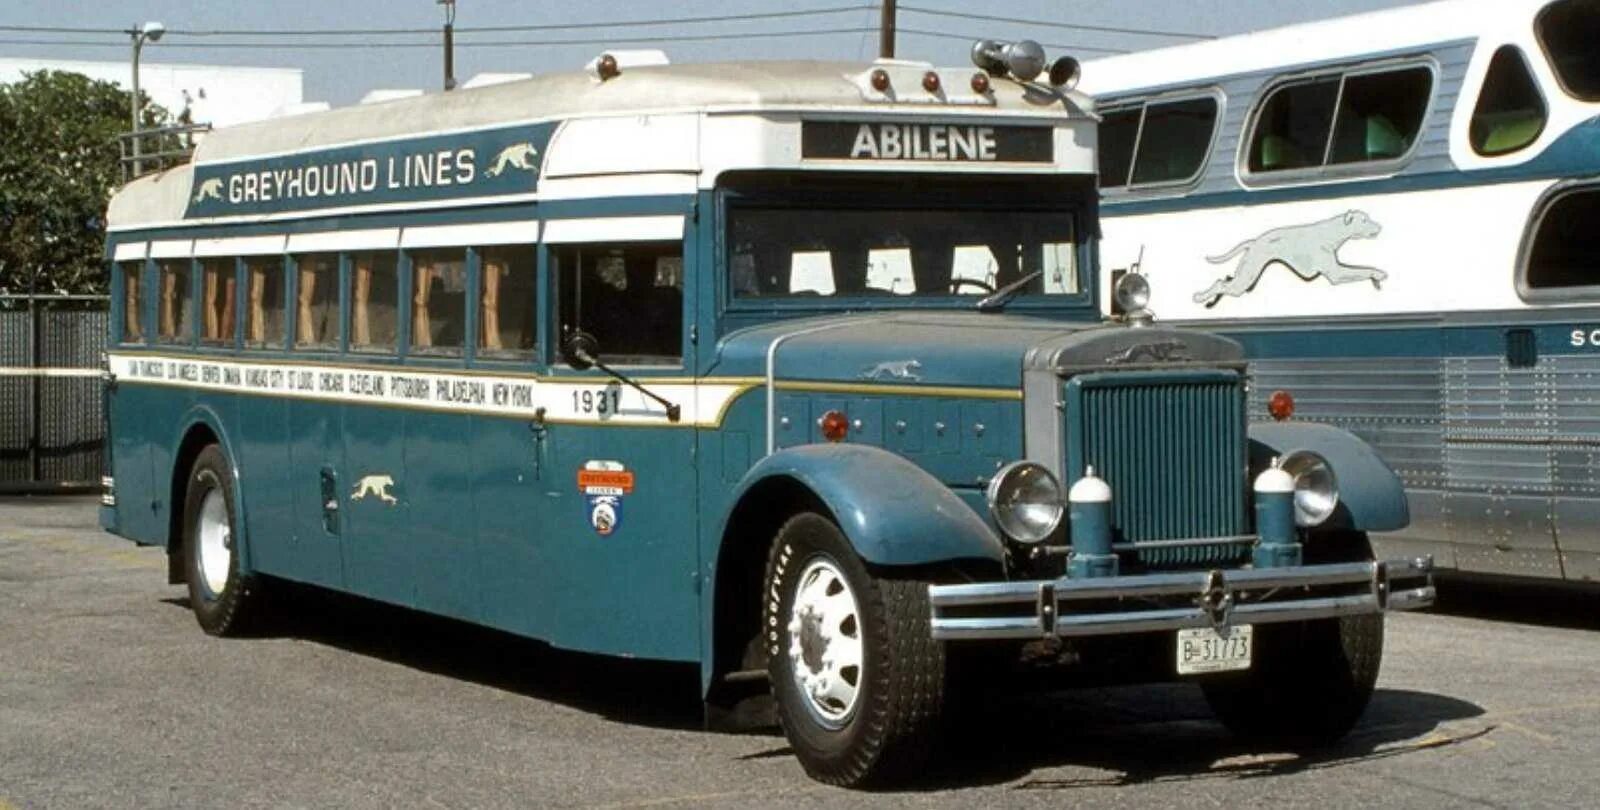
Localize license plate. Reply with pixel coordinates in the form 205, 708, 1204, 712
1176, 624, 1252, 675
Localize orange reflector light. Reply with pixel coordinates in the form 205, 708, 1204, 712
870, 68, 890, 92
820, 410, 849, 442
970, 72, 990, 93
1268, 390, 1295, 422
596, 53, 620, 81
922, 71, 941, 93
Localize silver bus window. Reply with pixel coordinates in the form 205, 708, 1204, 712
1327, 67, 1431, 165
293, 254, 338, 349
1097, 107, 1140, 189
1098, 96, 1218, 190
478, 245, 537, 361
244, 256, 285, 348
1526, 187, 1600, 291
348, 251, 398, 353
1537, 0, 1600, 101
200, 258, 235, 345
157, 258, 193, 344
1471, 46, 1547, 157
555, 242, 683, 366
1249, 76, 1340, 173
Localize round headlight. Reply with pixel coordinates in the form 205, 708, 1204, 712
1280, 450, 1339, 526
1114, 272, 1151, 314
986, 461, 1064, 544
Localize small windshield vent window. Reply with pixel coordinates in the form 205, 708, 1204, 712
1538, 0, 1600, 101
1471, 46, 1547, 157
1247, 64, 1433, 177
1524, 186, 1600, 293
1098, 95, 1218, 190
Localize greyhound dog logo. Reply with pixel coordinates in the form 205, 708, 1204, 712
485, 142, 540, 178
351, 474, 397, 505
1194, 210, 1387, 306
860, 360, 923, 382
1106, 339, 1190, 365
192, 177, 224, 204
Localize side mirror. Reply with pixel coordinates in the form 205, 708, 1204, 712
562, 330, 600, 371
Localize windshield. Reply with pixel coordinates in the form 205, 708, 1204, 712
1539, 0, 1600, 101
728, 207, 1079, 302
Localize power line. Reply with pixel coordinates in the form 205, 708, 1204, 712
0, 28, 882, 50
899, 5, 1214, 40
897, 28, 1129, 55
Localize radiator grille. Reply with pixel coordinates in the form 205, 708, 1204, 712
1066, 370, 1249, 568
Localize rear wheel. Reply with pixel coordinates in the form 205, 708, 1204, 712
1200, 531, 1383, 746
182, 445, 268, 636
763, 512, 946, 787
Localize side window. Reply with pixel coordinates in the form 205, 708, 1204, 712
119, 261, 143, 343
349, 251, 398, 353
1248, 65, 1432, 176
200, 258, 235, 345
157, 258, 193, 344
244, 256, 286, 348
479, 245, 537, 360
1524, 186, 1600, 292
1537, 0, 1600, 101
1471, 46, 1547, 156
555, 242, 683, 365
1097, 107, 1141, 190
1098, 96, 1218, 190
410, 248, 466, 354
294, 253, 339, 349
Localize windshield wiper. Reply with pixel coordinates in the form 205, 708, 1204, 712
975, 269, 1044, 312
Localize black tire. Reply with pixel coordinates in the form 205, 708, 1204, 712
763, 512, 945, 788
1200, 532, 1383, 747
181, 444, 268, 636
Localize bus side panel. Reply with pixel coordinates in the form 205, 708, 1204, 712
282, 397, 345, 588
107, 384, 162, 545
404, 409, 480, 622
342, 403, 409, 604
236, 392, 296, 578
473, 414, 551, 638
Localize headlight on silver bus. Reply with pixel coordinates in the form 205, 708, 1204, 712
986, 461, 1065, 544
1279, 450, 1339, 527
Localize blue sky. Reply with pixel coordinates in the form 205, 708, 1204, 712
1, 1, 1421, 104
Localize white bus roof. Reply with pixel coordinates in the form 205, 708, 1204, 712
1080, 0, 1548, 96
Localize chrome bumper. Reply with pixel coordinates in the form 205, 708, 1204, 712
928, 558, 1434, 641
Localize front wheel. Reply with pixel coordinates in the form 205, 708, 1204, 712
763, 513, 946, 787
182, 444, 269, 636
1200, 532, 1384, 746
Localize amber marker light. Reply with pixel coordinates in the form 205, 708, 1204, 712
1268, 390, 1296, 422
820, 410, 850, 442
596, 53, 620, 80
922, 71, 941, 93
970, 72, 991, 93
870, 68, 891, 92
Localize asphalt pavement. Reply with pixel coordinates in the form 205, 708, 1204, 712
3, 495, 1599, 809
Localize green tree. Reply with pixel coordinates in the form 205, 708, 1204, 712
0, 70, 167, 295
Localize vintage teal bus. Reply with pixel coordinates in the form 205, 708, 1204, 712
102, 46, 1431, 786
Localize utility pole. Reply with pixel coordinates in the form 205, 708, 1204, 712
879, 0, 896, 58
440, 0, 457, 91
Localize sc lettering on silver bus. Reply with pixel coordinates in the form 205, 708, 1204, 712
1569, 328, 1600, 348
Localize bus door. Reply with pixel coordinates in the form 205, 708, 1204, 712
531, 226, 700, 661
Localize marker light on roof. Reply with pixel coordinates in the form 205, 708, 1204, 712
870, 68, 891, 93
595, 53, 620, 81
922, 71, 941, 93
970, 72, 991, 94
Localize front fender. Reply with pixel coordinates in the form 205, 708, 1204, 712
725, 444, 1004, 566
1249, 422, 1409, 532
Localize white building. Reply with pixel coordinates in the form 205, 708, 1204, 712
0, 58, 303, 129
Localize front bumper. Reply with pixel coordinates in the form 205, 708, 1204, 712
928, 558, 1434, 641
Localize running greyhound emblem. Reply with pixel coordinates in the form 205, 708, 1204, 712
1195, 210, 1387, 306
192, 178, 224, 204
351, 475, 397, 505
860, 360, 923, 381
485, 142, 540, 178
1106, 339, 1190, 365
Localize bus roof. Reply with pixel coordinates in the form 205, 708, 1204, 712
109, 58, 1094, 231
1079, 0, 1547, 96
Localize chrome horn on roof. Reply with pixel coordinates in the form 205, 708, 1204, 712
971, 39, 1080, 89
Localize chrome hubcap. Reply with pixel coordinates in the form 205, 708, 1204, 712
787, 558, 863, 728
196, 488, 231, 597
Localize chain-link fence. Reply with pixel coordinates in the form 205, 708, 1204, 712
0, 295, 107, 492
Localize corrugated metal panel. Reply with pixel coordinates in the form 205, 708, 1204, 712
1067, 370, 1249, 567
0, 301, 106, 489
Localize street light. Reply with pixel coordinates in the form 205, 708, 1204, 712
127, 21, 165, 177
